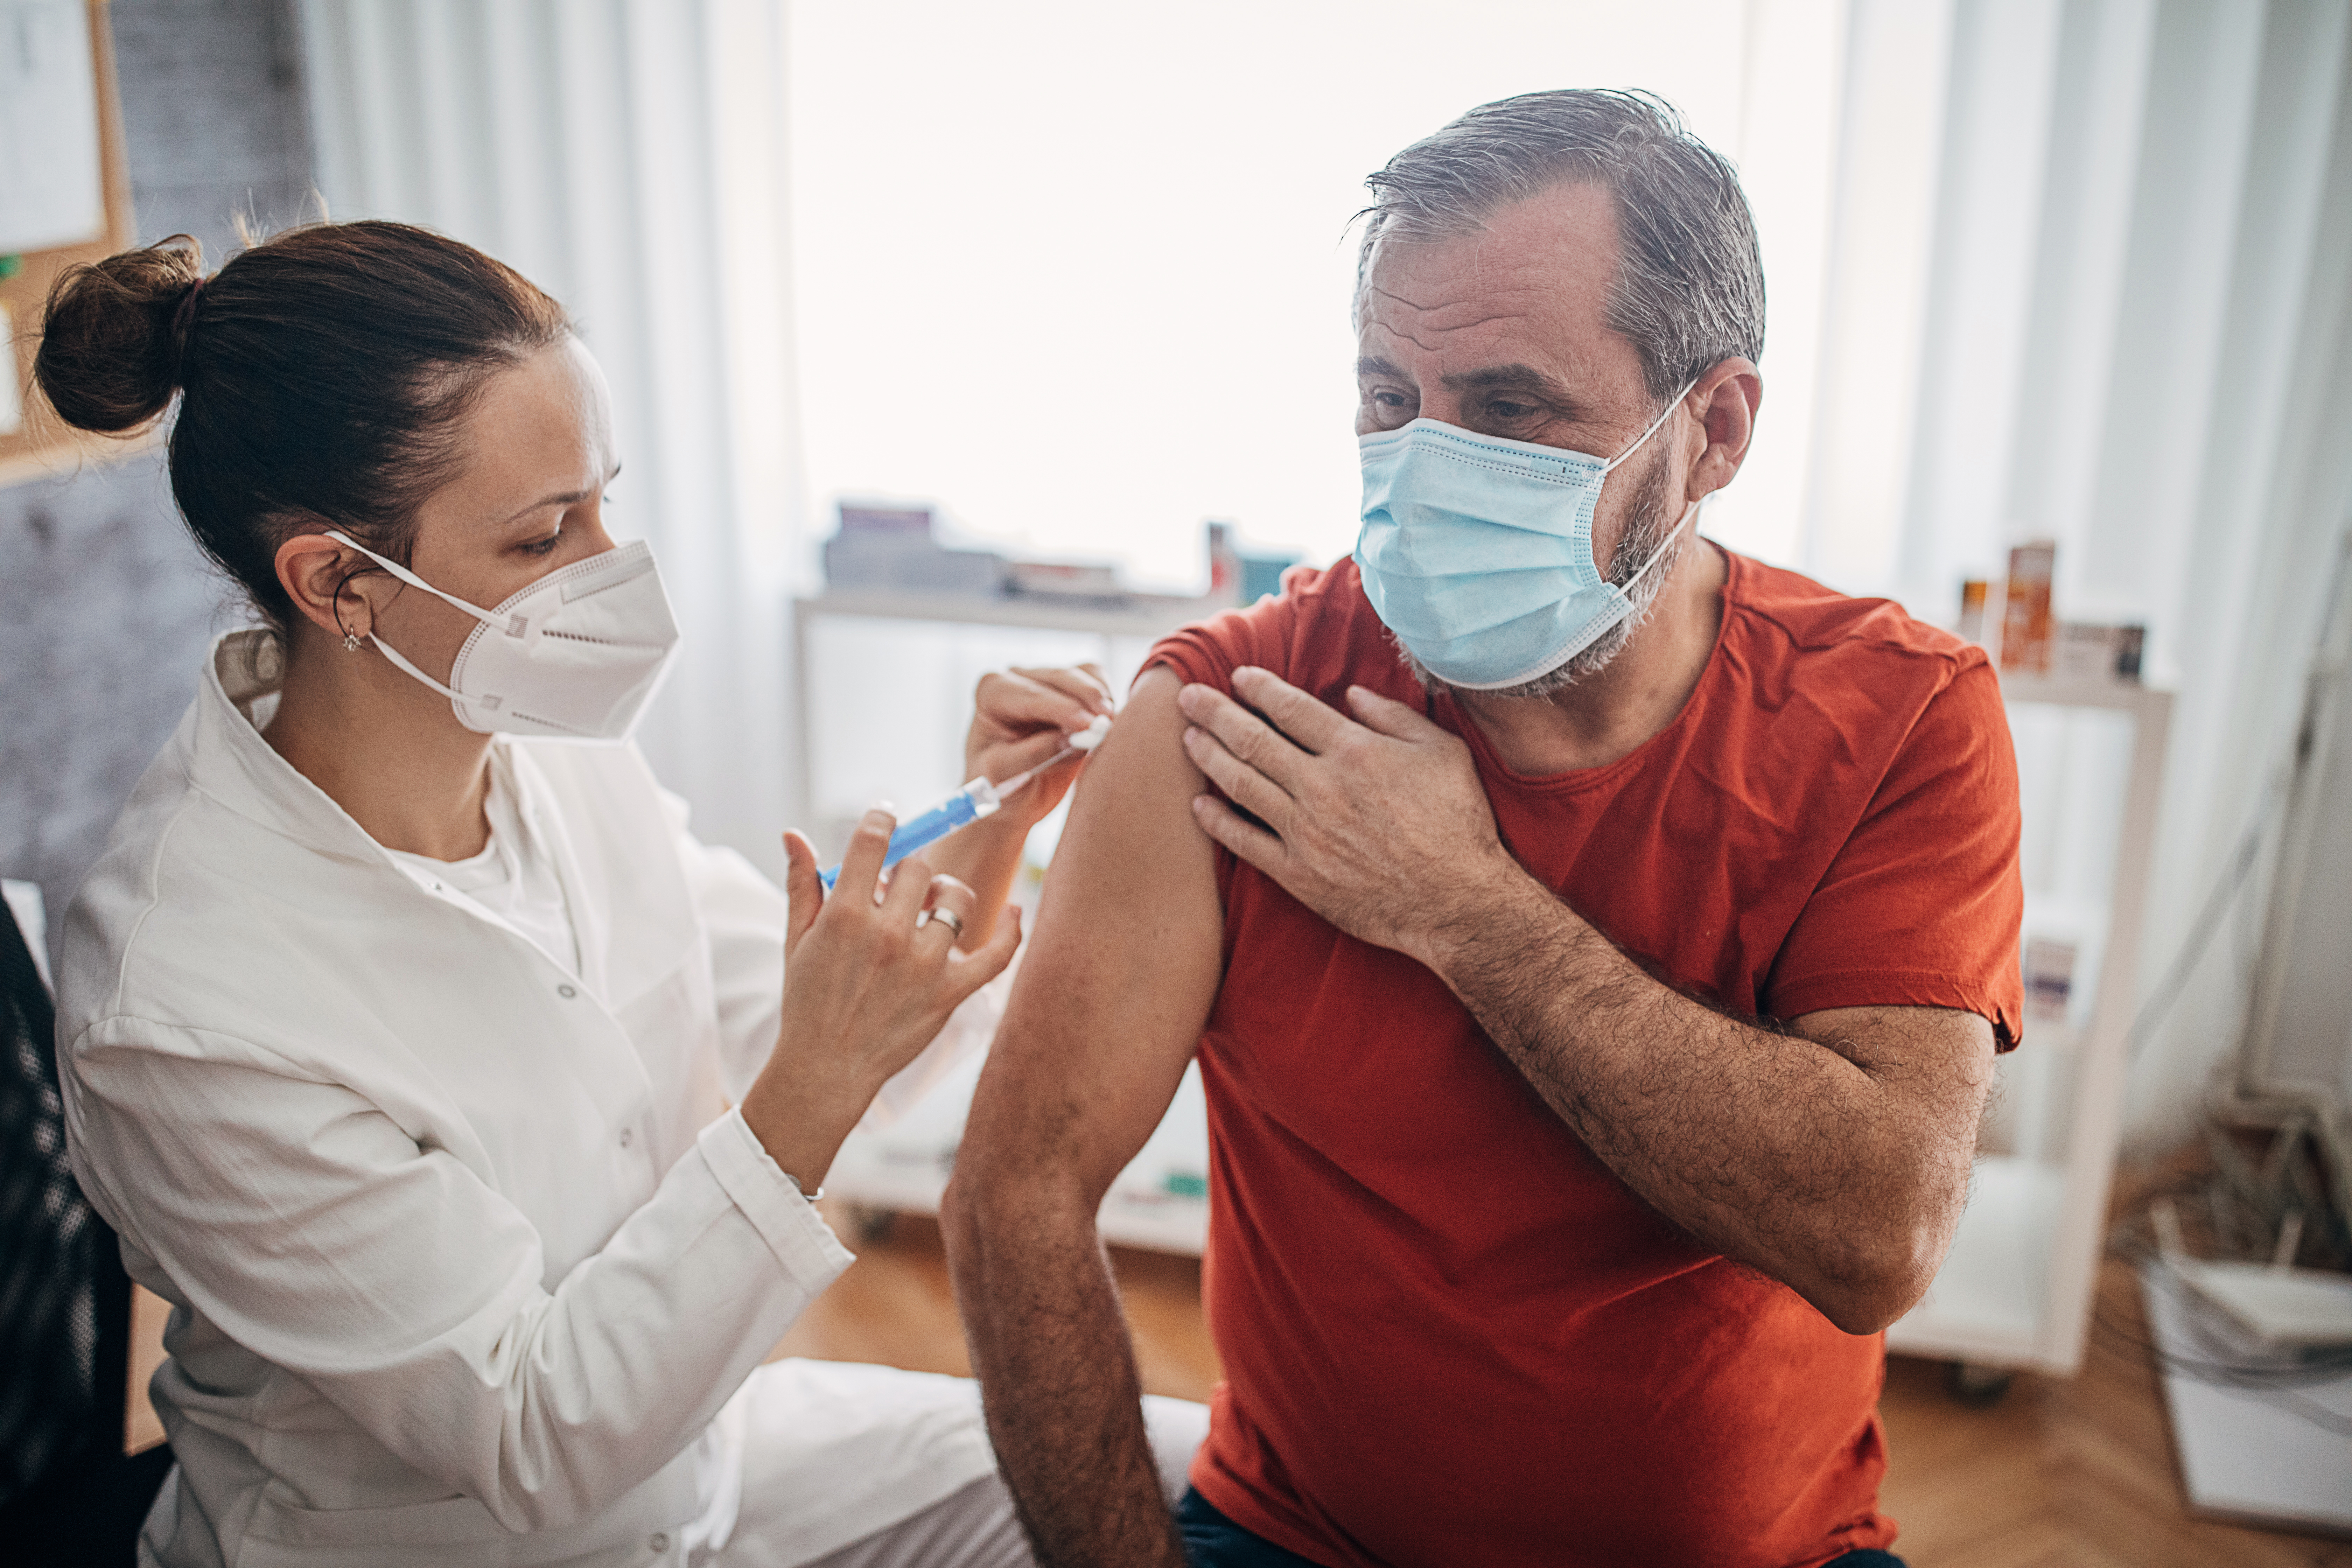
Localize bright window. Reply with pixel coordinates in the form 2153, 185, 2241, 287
788, 0, 1828, 590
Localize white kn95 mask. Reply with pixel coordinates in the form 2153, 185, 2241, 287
325, 530, 681, 742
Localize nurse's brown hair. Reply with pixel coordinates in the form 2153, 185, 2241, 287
33, 221, 571, 634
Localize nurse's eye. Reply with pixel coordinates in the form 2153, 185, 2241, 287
520, 526, 564, 557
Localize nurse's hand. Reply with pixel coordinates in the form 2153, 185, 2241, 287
740, 813, 1020, 1193
967, 664, 1116, 829
922, 663, 1116, 957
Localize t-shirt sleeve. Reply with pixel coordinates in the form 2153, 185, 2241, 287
1142, 565, 1322, 692
1763, 657, 2025, 1048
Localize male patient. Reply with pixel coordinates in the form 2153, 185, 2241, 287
943, 89, 2022, 1568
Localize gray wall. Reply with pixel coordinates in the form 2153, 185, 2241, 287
0, 0, 314, 973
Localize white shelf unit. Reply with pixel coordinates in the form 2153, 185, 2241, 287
1887, 671, 2173, 1376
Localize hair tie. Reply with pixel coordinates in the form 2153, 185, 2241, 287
170, 276, 208, 343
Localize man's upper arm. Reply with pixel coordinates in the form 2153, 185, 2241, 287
957, 666, 1224, 1203
1766, 659, 2024, 1046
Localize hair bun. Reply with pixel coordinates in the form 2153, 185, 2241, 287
32, 236, 208, 434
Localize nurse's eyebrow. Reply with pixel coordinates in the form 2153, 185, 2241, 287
498, 463, 624, 526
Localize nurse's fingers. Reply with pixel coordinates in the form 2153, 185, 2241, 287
916, 873, 979, 953
946, 903, 1022, 999
1011, 663, 1116, 715
781, 831, 822, 955
878, 846, 936, 929
834, 807, 896, 910
979, 670, 1100, 737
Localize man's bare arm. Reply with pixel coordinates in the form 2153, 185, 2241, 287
1176, 666, 1995, 1335
941, 668, 1219, 1567
1443, 879, 1992, 1333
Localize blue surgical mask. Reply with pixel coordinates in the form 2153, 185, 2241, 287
1354, 385, 1694, 690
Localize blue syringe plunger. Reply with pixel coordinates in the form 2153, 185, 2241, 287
818, 777, 1003, 891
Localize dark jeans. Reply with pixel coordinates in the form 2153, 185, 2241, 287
1177, 1487, 1908, 1568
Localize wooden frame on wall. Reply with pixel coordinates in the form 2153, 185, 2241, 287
1, 0, 141, 490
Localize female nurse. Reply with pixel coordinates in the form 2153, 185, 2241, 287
35, 221, 1203, 1568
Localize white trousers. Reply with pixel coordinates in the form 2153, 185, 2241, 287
703, 1361, 1208, 1568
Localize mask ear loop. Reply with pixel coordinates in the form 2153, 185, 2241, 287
1600, 382, 1704, 591
1598, 381, 1699, 475
321, 529, 486, 703
331, 561, 378, 652
322, 529, 505, 627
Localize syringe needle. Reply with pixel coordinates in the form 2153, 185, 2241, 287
992, 744, 1081, 798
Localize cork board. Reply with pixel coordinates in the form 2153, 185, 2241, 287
0, 1, 144, 490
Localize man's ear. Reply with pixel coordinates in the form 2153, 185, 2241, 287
1686, 357, 1761, 504
274, 528, 375, 641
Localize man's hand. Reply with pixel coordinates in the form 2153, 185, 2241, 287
1177, 666, 1522, 966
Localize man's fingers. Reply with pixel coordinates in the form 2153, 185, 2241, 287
1181, 725, 1293, 831
1178, 682, 1308, 787
834, 808, 896, 909
782, 830, 822, 953
1190, 792, 1284, 872
1230, 666, 1353, 751
1344, 683, 1447, 741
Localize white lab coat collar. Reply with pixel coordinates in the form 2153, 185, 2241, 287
187, 628, 656, 1002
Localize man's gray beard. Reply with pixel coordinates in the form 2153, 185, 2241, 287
1389, 438, 1687, 702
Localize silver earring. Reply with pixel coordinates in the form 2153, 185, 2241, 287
343, 631, 363, 652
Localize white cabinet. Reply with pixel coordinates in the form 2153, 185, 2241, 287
1887, 673, 2173, 1375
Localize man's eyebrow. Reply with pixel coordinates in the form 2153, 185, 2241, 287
1438, 363, 1575, 401
498, 463, 623, 526
1356, 355, 1408, 380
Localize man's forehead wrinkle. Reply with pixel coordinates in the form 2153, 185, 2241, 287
1362, 309, 1534, 356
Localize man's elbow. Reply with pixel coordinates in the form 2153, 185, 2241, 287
1808, 1203, 1958, 1336
938, 1140, 1092, 1268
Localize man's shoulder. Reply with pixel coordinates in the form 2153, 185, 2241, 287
1720, 549, 1988, 701
1147, 558, 1404, 696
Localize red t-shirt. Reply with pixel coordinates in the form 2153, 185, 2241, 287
1147, 550, 2023, 1568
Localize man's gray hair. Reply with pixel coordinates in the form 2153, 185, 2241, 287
1356, 89, 1765, 403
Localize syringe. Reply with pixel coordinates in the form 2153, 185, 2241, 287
819, 715, 1108, 892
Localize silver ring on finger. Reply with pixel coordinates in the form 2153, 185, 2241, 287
923, 906, 965, 940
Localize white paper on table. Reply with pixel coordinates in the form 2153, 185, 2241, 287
0, 0, 107, 255
0, 303, 20, 435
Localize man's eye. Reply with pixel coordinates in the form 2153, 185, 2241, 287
1490, 399, 1539, 419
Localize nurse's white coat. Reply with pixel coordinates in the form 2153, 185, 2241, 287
54, 632, 1000, 1568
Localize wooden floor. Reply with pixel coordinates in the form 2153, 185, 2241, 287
779, 1203, 2352, 1568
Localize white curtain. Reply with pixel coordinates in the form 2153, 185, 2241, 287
1790, 0, 2352, 1147
297, 0, 805, 879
